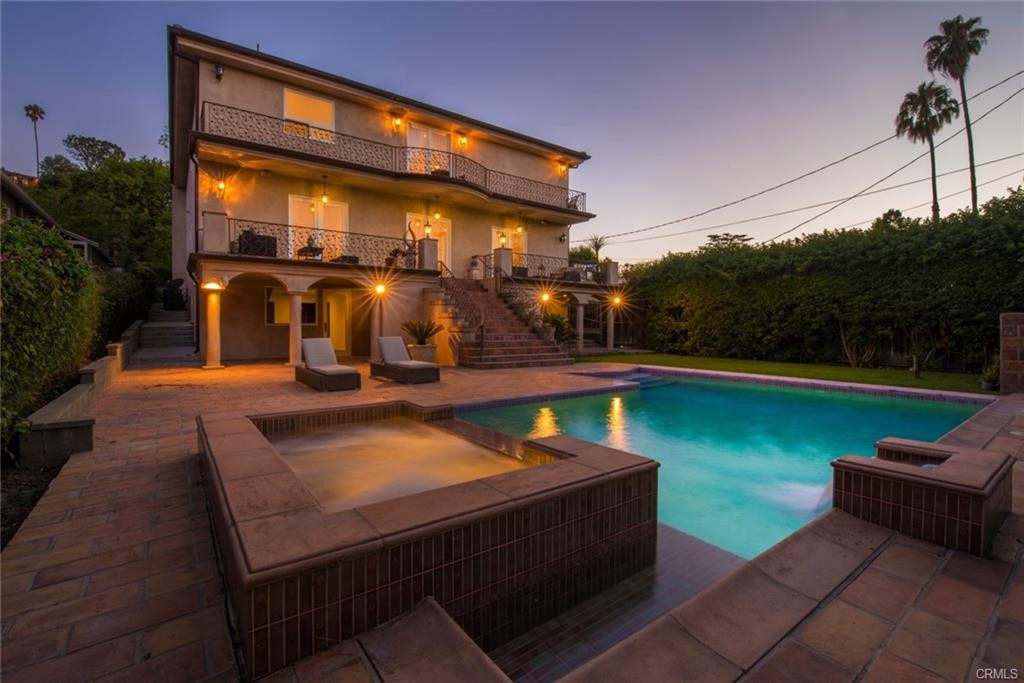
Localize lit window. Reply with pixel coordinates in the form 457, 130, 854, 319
284, 89, 335, 141
265, 288, 318, 325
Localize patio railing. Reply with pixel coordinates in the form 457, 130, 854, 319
202, 102, 587, 213
475, 252, 606, 282
227, 218, 418, 269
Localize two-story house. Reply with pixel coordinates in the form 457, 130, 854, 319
168, 26, 619, 370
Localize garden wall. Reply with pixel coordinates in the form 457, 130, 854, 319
18, 320, 143, 467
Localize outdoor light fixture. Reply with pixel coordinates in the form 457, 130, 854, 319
559, 233, 567, 243
202, 278, 224, 290
320, 175, 328, 204
557, 161, 568, 176
424, 223, 432, 236
612, 295, 623, 306
457, 133, 468, 147
214, 64, 224, 81
516, 211, 524, 233
390, 110, 404, 130
432, 196, 441, 221
541, 292, 551, 303
498, 233, 507, 246
374, 283, 387, 296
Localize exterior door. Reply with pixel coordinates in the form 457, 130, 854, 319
407, 123, 451, 175
288, 195, 317, 258
289, 195, 347, 260
323, 290, 351, 354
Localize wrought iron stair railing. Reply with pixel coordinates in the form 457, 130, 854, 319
202, 102, 587, 213
439, 262, 485, 356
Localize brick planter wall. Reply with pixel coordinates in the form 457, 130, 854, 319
1001, 312, 1024, 393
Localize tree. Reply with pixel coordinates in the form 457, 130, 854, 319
23, 104, 45, 176
39, 154, 79, 178
586, 234, 608, 261
925, 15, 990, 214
895, 81, 959, 225
569, 245, 597, 263
62, 135, 125, 171
703, 233, 753, 250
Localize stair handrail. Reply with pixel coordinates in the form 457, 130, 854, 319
492, 265, 549, 335
439, 262, 485, 356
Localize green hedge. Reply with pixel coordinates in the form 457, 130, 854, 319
625, 189, 1024, 373
1, 218, 101, 451
97, 269, 154, 349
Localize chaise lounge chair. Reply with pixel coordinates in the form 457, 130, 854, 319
370, 336, 441, 384
295, 338, 361, 391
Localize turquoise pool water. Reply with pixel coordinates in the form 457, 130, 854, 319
462, 375, 979, 559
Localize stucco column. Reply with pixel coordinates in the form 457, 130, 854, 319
576, 302, 585, 353
287, 291, 303, 367
418, 237, 438, 270
371, 298, 382, 361
203, 289, 224, 370
606, 307, 616, 351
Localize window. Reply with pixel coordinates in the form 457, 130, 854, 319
265, 288, 318, 325
283, 89, 335, 142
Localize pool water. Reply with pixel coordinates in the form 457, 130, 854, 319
462, 375, 978, 558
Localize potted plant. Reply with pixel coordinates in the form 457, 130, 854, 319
980, 355, 1000, 392
401, 320, 444, 362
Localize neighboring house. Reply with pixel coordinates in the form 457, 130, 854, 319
1, 171, 115, 269
168, 26, 619, 368
2, 169, 39, 187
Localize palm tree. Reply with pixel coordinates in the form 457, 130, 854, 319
895, 82, 960, 225
925, 15, 989, 214
586, 234, 608, 261
23, 104, 46, 176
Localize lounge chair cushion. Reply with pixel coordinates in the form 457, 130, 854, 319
387, 360, 437, 369
379, 336, 412, 363
312, 364, 360, 376
302, 338, 339, 369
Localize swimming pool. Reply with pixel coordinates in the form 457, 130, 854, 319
461, 374, 980, 558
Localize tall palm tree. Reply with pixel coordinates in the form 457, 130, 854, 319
23, 104, 46, 176
895, 82, 960, 225
586, 234, 608, 261
925, 15, 989, 214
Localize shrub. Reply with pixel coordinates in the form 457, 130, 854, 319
401, 320, 443, 345
97, 268, 155, 349
1, 218, 101, 452
543, 313, 577, 345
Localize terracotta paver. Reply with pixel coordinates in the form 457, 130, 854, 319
0, 362, 629, 681
838, 568, 922, 622
886, 608, 982, 680
861, 652, 944, 683
795, 600, 893, 671
745, 641, 854, 683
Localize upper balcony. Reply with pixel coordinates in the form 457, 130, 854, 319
199, 102, 588, 215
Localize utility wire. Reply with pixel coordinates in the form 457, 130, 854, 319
762, 85, 1024, 243
575, 69, 1024, 244
607, 153, 1023, 246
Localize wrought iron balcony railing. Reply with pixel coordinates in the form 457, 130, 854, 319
227, 218, 419, 269
202, 102, 587, 213
476, 252, 606, 283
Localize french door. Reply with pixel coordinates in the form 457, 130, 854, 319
287, 195, 348, 260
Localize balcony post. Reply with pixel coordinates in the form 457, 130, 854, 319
287, 291, 304, 367
606, 306, 616, 351
494, 247, 512, 293
576, 302, 585, 353
203, 288, 224, 370
418, 238, 438, 271
604, 261, 620, 286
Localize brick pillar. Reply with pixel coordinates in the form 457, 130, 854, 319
1000, 312, 1024, 393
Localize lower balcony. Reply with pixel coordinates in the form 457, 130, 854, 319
476, 252, 616, 285
225, 218, 423, 269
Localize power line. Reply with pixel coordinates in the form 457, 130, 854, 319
607, 153, 1022, 246
762, 85, 1024, 243
575, 69, 1024, 244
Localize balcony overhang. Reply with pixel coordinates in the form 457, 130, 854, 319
194, 135, 594, 224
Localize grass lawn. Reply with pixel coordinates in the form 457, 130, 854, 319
576, 354, 991, 394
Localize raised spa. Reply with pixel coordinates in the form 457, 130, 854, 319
198, 402, 658, 679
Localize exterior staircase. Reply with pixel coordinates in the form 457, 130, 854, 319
131, 304, 200, 368
449, 280, 573, 369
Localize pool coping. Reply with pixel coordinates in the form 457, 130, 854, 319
582, 364, 995, 405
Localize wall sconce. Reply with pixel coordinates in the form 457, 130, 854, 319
202, 277, 225, 290
320, 175, 329, 204
559, 233, 568, 243
214, 64, 225, 81
216, 180, 226, 199
374, 283, 387, 296
612, 295, 623, 306
557, 161, 568, 176
498, 233, 507, 247
432, 195, 441, 221
457, 131, 468, 147
540, 292, 551, 303
390, 110, 404, 130
515, 211, 524, 234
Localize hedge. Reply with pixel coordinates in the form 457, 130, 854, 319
1, 218, 101, 452
624, 188, 1024, 373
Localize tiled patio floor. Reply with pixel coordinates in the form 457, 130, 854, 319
1, 362, 1021, 682
0, 362, 626, 682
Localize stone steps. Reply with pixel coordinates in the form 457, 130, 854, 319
140, 321, 195, 348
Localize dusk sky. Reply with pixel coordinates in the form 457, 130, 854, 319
2, 2, 1021, 263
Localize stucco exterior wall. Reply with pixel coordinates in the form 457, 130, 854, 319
196, 58, 570, 187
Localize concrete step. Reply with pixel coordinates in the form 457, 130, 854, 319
129, 346, 202, 368
460, 358, 574, 369
141, 321, 195, 348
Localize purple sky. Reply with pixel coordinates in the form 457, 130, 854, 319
2, 2, 1021, 262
